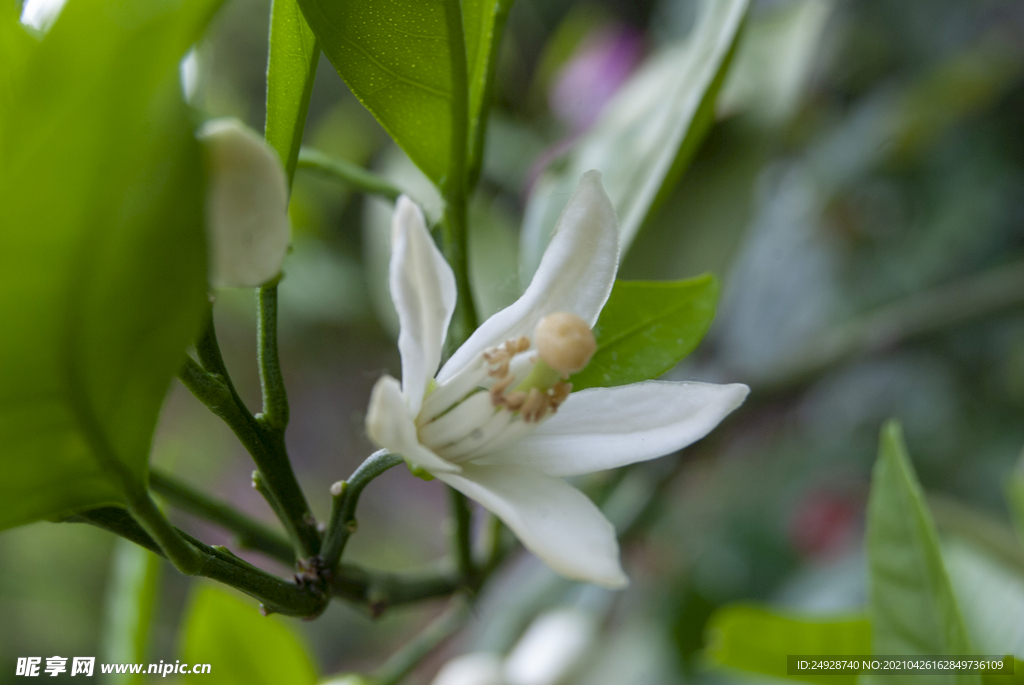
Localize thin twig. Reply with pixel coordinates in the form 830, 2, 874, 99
320, 450, 404, 571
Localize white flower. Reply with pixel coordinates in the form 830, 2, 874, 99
431, 608, 597, 685
197, 118, 291, 288
366, 171, 748, 588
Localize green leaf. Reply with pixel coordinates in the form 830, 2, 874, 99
101, 540, 163, 685
867, 422, 978, 684
181, 586, 318, 685
705, 604, 871, 685
521, 0, 749, 278
266, 0, 319, 186
570, 276, 719, 391
296, 0, 511, 186
0, 0, 220, 530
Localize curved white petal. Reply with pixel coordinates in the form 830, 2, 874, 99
199, 118, 291, 288
437, 171, 619, 383
476, 381, 749, 477
430, 653, 505, 685
436, 464, 627, 588
365, 376, 460, 474
391, 196, 457, 415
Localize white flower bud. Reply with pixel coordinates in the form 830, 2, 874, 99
431, 653, 505, 685
504, 609, 596, 685
534, 313, 596, 375
198, 118, 290, 288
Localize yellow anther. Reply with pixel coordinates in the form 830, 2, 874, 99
534, 312, 596, 376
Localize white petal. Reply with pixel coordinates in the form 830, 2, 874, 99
436, 464, 627, 588
199, 118, 291, 289
418, 391, 495, 448
476, 381, 749, 477
431, 653, 505, 685
437, 171, 619, 383
365, 376, 460, 474
419, 361, 489, 424
390, 197, 457, 415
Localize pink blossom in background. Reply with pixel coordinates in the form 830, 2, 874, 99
549, 23, 644, 132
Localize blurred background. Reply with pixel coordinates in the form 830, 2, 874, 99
5, 0, 1024, 681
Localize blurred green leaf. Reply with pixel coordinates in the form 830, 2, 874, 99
101, 540, 163, 685
181, 586, 318, 685
867, 422, 978, 683
521, 0, 749, 278
297, 0, 510, 187
571, 276, 718, 391
1006, 472, 1024, 548
705, 604, 870, 685
266, 0, 318, 186
0, 0, 219, 530
943, 538, 1024, 662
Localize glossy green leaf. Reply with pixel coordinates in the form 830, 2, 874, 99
520, 0, 749, 278
181, 586, 317, 685
867, 422, 978, 684
570, 276, 719, 391
0, 0, 219, 530
705, 604, 871, 685
266, 0, 319, 186
101, 540, 163, 685
296, 0, 511, 186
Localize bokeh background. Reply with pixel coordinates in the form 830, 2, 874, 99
5, 0, 1024, 681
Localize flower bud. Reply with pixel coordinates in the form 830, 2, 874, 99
534, 313, 596, 375
198, 118, 290, 288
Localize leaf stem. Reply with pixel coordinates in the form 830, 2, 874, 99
466, 0, 513, 190
320, 450, 404, 572
371, 599, 470, 685
297, 148, 405, 201
440, 0, 478, 348
149, 469, 295, 566
448, 488, 476, 588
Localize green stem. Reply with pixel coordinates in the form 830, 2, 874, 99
330, 564, 461, 618
65, 507, 327, 616
297, 148, 404, 201
440, 0, 478, 348
257, 279, 289, 432
321, 450, 403, 572
149, 469, 295, 566
448, 488, 476, 588
371, 599, 470, 685
178, 355, 320, 558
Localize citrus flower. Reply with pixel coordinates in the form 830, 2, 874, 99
366, 171, 748, 588
197, 118, 291, 288
431, 608, 596, 685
